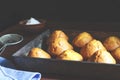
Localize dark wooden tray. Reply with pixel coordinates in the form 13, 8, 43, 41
11, 28, 120, 79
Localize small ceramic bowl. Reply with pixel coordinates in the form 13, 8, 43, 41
19, 19, 46, 33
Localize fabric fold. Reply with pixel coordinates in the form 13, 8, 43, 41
0, 57, 41, 80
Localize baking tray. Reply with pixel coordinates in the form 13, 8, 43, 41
11, 27, 120, 79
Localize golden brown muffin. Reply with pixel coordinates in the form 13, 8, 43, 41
57, 49, 83, 61
48, 38, 73, 56
72, 32, 93, 48
28, 47, 51, 59
47, 30, 69, 45
80, 39, 106, 60
88, 49, 116, 64
103, 36, 120, 51
111, 47, 120, 63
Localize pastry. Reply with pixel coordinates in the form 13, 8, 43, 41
47, 30, 69, 45
88, 49, 116, 64
103, 36, 120, 51
72, 32, 93, 48
80, 39, 106, 60
57, 49, 83, 61
48, 38, 73, 56
111, 47, 120, 63
28, 47, 51, 59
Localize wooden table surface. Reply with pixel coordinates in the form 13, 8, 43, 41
0, 20, 59, 80
0, 20, 85, 80
1, 20, 120, 80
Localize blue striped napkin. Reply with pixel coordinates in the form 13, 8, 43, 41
0, 57, 41, 80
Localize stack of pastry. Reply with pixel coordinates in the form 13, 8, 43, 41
103, 36, 120, 63
47, 30, 83, 61
73, 32, 116, 64
47, 30, 73, 56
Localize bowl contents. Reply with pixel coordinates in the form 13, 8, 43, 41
19, 18, 46, 33
25, 17, 41, 25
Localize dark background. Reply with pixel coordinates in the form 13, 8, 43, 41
0, 0, 120, 31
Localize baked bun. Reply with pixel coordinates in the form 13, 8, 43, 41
111, 47, 120, 63
80, 39, 106, 60
28, 47, 51, 59
47, 30, 69, 44
88, 49, 116, 64
72, 32, 93, 48
57, 49, 83, 61
103, 36, 120, 51
48, 38, 73, 56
